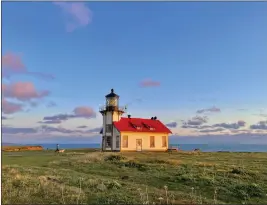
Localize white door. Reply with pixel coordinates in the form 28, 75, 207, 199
136, 139, 142, 151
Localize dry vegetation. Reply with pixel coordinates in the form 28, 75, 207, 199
2, 149, 267, 204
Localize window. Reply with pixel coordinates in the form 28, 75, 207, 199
116, 136, 120, 148
123, 135, 128, 148
162, 136, 167, 147
106, 124, 112, 133
150, 136, 155, 148
106, 136, 111, 147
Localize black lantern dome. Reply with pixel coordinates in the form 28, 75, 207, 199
105, 89, 119, 98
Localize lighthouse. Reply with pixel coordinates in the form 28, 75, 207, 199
99, 89, 125, 151
99, 89, 171, 152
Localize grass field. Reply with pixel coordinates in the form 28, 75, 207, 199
2, 149, 267, 204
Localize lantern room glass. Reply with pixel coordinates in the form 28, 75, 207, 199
106, 97, 118, 107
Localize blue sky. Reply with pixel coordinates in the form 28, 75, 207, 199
2, 2, 267, 144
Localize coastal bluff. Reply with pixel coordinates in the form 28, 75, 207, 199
2, 145, 43, 152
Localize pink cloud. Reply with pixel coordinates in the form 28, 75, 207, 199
2, 53, 54, 80
2, 53, 26, 72
2, 98, 23, 114
42, 106, 96, 123
3, 82, 50, 102
53, 2, 92, 32
73, 106, 96, 118
140, 79, 161, 87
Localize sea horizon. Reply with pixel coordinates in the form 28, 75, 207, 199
3, 143, 267, 152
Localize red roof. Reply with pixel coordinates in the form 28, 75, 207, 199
113, 117, 172, 133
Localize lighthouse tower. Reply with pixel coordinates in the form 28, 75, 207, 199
99, 89, 125, 151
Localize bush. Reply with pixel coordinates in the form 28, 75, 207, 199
122, 160, 148, 171
105, 154, 125, 162
231, 183, 265, 199
231, 167, 244, 175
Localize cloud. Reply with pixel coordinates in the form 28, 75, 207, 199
40, 125, 78, 134
139, 79, 160, 87
2, 126, 38, 134
250, 121, 267, 130
38, 120, 62, 124
237, 120, 246, 126
53, 2, 92, 32
213, 120, 246, 129
2, 53, 54, 80
40, 125, 101, 134
2, 98, 23, 114
3, 82, 49, 102
77, 125, 88, 128
2, 53, 25, 72
182, 124, 211, 129
181, 119, 246, 132
2, 124, 101, 136
199, 128, 225, 133
43, 106, 96, 122
73, 106, 96, 118
230, 129, 252, 134
182, 116, 208, 127
43, 114, 75, 121
165, 122, 178, 128
196, 106, 221, 114
46, 101, 57, 108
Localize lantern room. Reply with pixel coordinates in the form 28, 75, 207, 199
105, 89, 119, 107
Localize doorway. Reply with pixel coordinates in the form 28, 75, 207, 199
136, 139, 142, 151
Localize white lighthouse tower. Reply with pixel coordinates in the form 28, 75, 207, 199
99, 89, 125, 151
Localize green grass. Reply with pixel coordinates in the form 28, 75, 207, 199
2, 149, 267, 204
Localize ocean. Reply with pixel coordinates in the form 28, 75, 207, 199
32, 143, 267, 152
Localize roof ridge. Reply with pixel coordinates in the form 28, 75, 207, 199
121, 117, 159, 120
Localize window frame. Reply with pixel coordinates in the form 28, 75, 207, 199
122, 135, 128, 148
106, 136, 112, 147
162, 136, 167, 147
150, 136, 155, 148
106, 124, 112, 133
116, 135, 120, 148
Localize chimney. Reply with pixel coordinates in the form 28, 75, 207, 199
151, 117, 154, 120
154, 116, 157, 120
128, 115, 131, 119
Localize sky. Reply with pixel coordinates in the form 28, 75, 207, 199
1, 2, 267, 144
